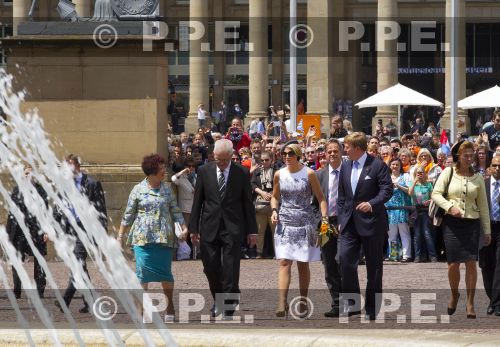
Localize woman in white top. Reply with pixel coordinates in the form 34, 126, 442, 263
270, 142, 327, 319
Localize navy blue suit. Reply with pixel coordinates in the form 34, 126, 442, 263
337, 154, 392, 315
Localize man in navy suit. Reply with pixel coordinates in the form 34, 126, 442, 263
337, 132, 392, 320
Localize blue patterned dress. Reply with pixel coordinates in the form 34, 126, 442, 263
121, 179, 184, 283
385, 174, 409, 225
274, 166, 321, 262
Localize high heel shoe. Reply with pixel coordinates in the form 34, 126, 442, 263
275, 302, 289, 318
466, 305, 476, 319
447, 293, 460, 316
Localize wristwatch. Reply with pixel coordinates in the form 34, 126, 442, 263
272, 208, 278, 213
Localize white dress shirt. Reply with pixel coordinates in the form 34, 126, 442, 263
217, 164, 230, 183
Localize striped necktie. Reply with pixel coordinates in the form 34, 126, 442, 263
493, 181, 500, 221
328, 170, 338, 216
218, 170, 226, 198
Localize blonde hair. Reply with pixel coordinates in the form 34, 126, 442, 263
416, 148, 435, 165
283, 143, 302, 158
344, 132, 367, 151
412, 164, 428, 180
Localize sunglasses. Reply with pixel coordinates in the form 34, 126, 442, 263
282, 151, 296, 157
491, 164, 500, 168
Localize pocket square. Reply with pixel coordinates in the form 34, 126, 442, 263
365, 175, 372, 180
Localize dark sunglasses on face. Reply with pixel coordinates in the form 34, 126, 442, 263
282, 151, 296, 157
491, 164, 500, 168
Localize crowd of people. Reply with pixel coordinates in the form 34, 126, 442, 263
6, 107, 500, 322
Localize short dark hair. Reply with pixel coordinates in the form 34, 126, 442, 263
141, 154, 166, 176
390, 139, 402, 147
184, 158, 196, 167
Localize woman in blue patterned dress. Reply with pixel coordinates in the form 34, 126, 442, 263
270, 142, 328, 318
117, 154, 188, 320
385, 158, 411, 262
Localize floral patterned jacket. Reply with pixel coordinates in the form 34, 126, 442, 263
121, 179, 184, 247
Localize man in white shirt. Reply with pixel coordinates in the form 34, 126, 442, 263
197, 103, 207, 129
313, 139, 343, 317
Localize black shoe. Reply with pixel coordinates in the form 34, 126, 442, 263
324, 307, 340, 318
495, 306, 500, 317
340, 308, 361, 317
487, 305, 494, 315
79, 306, 89, 314
211, 304, 222, 318
447, 293, 460, 316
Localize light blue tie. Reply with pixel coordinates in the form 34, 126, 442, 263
493, 181, 500, 221
351, 161, 359, 195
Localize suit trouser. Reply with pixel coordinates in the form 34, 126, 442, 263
479, 223, 500, 308
200, 220, 241, 310
13, 253, 46, 298
339, 219, 384, 314
321, 234, 342, 309
63, 250, 90, 309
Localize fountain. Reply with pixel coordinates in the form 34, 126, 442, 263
0, 69, 176, 345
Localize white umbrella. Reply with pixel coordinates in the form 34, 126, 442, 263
356, 83, 443, 136
458, 85, 500, 109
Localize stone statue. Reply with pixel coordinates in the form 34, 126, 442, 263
90, 0, 117, 21
27, 0, 160, 22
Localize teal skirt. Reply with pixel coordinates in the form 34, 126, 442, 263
133, 244, 174, 283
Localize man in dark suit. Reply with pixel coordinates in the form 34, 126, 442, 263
190, 139, 258, 318
55, 154, 108, 313
313, 139, 343, 317
337, 132, 392, 320
479, 156, 500, 316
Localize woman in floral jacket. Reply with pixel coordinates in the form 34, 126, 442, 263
117, 154, 188, 321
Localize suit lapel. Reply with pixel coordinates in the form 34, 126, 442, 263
344, 160, 353, 197
210, 163, 222, 201
486, 178, 491, 211
321, 169, 329, 197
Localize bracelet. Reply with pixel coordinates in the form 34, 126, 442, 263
272, 208, 278, 213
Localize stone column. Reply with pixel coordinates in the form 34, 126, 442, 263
212, 0, 225, 112
442, 0, 468, 134
374, 0, 398, 134
270, 0, 283, 110
187, 0, 210, 130
13, 0, 30, 35
74, 0, 92, 18
248, 0, 269, 121
306, 0, 335, 135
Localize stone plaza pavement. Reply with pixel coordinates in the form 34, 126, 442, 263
1, 259, 499, 346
